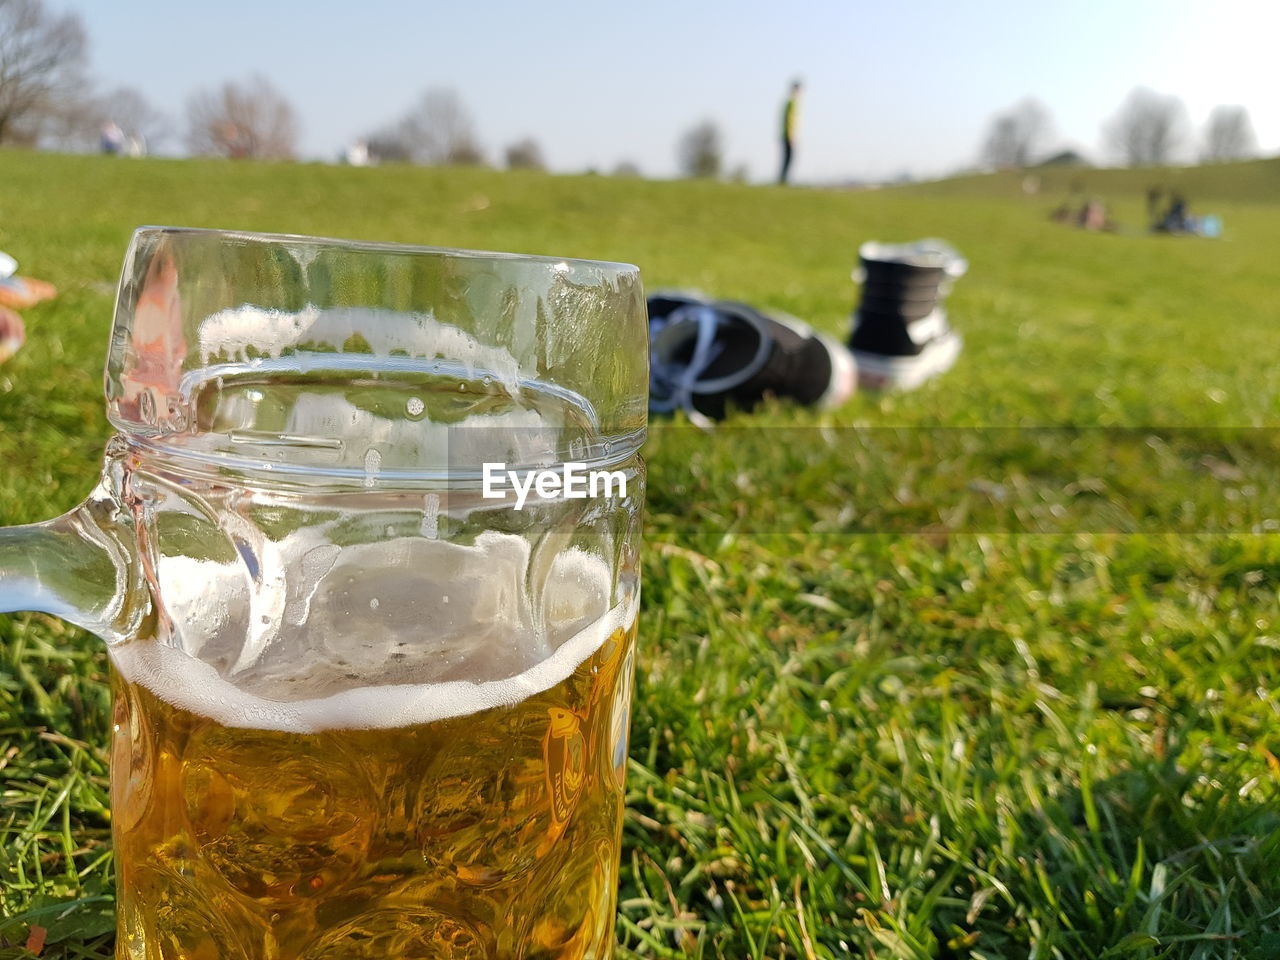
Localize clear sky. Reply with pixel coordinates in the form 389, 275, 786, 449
71, 0, 1279, 182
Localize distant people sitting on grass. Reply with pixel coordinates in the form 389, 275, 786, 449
1050, 197, 1114, 232
1052, 191, 1221, 238
1078, 198, 1114, 231
1152, 194, 1222, 238
1156, 194, 1189, 233
1146, 185, 1164, 228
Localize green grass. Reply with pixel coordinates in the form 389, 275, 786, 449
1, 152, 1278, 958
915, 155, 1280, 206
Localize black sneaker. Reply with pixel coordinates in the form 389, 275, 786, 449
849, 240, 967, 390
648, 292, 855, 421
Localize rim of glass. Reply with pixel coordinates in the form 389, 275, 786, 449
131, 225, 640, 273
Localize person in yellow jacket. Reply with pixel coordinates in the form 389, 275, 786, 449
779, 79, 802, 185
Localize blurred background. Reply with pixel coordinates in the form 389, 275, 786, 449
4, 0, 1276, 183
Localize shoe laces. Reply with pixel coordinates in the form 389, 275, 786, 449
649, 304, 722, 428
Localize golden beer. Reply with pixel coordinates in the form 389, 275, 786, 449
109, 615, 636, 960
0, 230, 648, 959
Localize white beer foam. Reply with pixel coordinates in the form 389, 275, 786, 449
108, 591, 636, 733
149, 531, 613, 695
196, 305, 524, 387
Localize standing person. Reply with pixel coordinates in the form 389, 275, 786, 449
779, 79, 802, 185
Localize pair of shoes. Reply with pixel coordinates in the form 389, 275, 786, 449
648, 292, 856, 422
848, 240, 966, 390
647, 238, 967, 418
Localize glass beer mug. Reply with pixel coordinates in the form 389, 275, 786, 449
0, 228, 647, 959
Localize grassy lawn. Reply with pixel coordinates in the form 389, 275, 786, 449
1, 152, 1278, 958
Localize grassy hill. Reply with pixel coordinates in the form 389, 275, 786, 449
1, 153, 1278, 959
909, 155, 1280, 207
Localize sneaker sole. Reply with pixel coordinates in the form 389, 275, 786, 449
852, 331, 962, 391
812, 330, 857, 407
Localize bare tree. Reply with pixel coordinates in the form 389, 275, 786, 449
21, 86, 96, 149
1201, 105, 1257, 163
677, 119, 722, 179
369, 88, 484, 166
504, 136, 544, 170
1104, 87, 1188, 167
186, 75, 298, 159
0, 0, 89, 145
980, 98, 1052, 169
612, 159, 640, 177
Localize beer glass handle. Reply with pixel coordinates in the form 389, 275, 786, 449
0, 486, 142, 644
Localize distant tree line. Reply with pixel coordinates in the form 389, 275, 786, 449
0, 0, 562, 169
0, 0, 713, 177
0, 0, 273, 157
980, 87, 1259, 170
0, 0, 1264, 175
